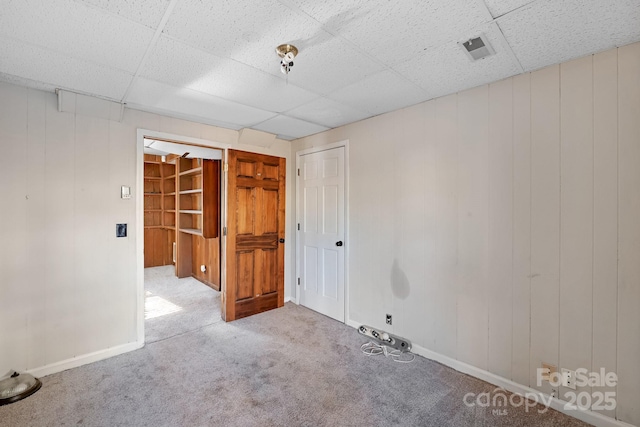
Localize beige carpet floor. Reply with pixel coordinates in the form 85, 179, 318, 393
144, 266, 222, 344
0, 268, 589, 427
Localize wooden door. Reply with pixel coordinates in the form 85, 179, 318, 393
297, 147, 345, 322
223, 150, 286, 321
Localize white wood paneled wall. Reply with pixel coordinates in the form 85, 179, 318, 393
617, 42, 640, 424
0, 86, 138, 370
0, 83, 294, 377
293, 42, 640, 426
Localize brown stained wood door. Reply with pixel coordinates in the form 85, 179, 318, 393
223, 150, 285, 321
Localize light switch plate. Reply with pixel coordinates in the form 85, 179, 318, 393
116, 224, 127, 238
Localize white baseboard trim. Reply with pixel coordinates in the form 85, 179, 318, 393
284, 297, 292, 303
344, 319, 631, 427
410, 343, 633, 427
27, 340, 144, 378
346, 318, 361, 329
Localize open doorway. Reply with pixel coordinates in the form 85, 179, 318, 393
142, 137, 224, 342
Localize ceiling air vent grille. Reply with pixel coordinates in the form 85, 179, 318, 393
461, 35, 495, 61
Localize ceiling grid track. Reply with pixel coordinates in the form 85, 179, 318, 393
492, 21, 525, 74
120, 0, 180, 103
477, 0, 526, 74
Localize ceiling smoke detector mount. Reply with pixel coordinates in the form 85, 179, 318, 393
460, 34, 495, 61
276, 44, 298, 75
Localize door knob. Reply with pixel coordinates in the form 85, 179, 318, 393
336, 241, 343, 247
279, 238, 285, 243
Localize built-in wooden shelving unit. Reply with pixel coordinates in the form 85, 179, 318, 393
144, 152, 221, 291
143, 154, 176, 268
175, 157, 220, 289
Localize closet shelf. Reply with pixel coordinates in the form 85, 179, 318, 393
179, 228, 203, 236
179, 167, 202, 177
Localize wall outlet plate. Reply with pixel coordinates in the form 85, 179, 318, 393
357, 325, 411, 352
385, 314, 392, 325
541, 362, 557, 381
561, 368, 577, 390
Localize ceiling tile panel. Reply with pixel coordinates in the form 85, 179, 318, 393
499, 0, 640, 71
0, 0, 155, 73
393, 23, 522, 99
483, 0, 535, 18
126, 77, 277, 127
163, 0, 322, 70
77, 0, 171, 29
327, 70, 430, 116
0, 36, 133, 100
140, 35, 318, 112
287, 0, 491, 64
281, 0, 385, 28
252, 114, 329, 139
285, 97, 370, 128
0, 72, 59, 93
281, 32, 386, 95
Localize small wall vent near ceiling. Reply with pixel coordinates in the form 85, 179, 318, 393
461, 35, 495, 61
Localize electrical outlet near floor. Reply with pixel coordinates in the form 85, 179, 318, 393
561, 368, 577, 390
385, 314, 392, 325
541, 362, 557, 381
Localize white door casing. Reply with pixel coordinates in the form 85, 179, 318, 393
296, 146, 346, 322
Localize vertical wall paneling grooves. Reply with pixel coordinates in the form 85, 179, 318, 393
511, 73, 532, 386
422, 100, 438, 351
616, 42, 640, 426
44, 94, 77, 364
394, 103, 428, 344
0, 83, 28, 371
456, 86, 489, 370
26, 88, 48, 370
109, 117, 138, 346
74, 113, 111, 357
389, 111, 402, 335
559, 55, 594, 401
529, 65, 561, 394
378, 114, 396, 328
488, 78, 514, 379
592, 48, 618, 418
434, 94, 458, 359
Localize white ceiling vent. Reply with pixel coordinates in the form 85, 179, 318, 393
460, 35, 495, 61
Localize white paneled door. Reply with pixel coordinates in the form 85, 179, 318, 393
297, 146, 345, 322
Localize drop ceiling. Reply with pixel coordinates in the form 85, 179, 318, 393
1, 0, 638, 140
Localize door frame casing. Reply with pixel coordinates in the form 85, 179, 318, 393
136, 129, 229, 342
295, 140, 350, 324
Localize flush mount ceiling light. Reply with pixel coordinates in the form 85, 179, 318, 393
276, 44, 298, 75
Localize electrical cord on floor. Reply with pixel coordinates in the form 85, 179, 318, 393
361, 341, 415, 363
